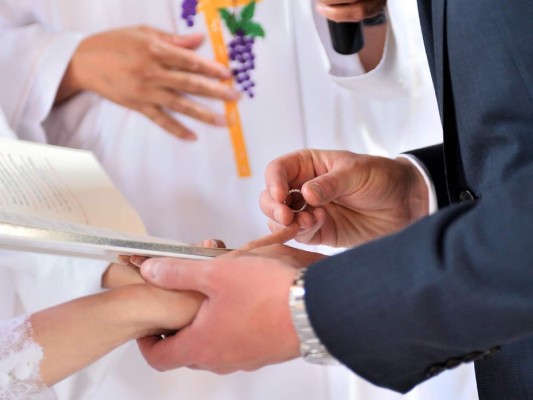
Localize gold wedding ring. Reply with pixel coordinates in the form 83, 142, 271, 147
284, 189, 307, 213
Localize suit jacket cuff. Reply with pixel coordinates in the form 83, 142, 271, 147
406, 145, 450, 208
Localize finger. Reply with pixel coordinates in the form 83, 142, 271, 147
239, 223, 299, 251
117, 255, 132, 265
319, 0, 360, 5
137, 335, 187, 371
294, 208, 327, 244
163, 33, 205, 50
157, 44, 232, 80
139, 26, 231, 79
301, 165, 360, 207
139, 104, 197, 140
149, 90, 228, 127
138, 323, 200, 371
264, 151, 313, 203
193, 239, 227, 249
130, 255, 149, 267
157, 69, 240, 101
316, 2, 366, 22
140, 257, 210, 292
259, 189, 295, 227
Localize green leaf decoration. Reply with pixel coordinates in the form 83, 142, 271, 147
241, 20, 265, 38
219, 8, 239, 35
240, 1, 256, 22
219, 8, 232, 23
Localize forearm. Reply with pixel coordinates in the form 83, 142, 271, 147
32, 284, 202, 386
32, 286, 147, 385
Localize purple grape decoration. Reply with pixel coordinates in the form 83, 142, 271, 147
181, 0, 198, 27
220, 1, 265, 98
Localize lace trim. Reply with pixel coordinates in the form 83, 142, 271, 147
0, 315, 56, 400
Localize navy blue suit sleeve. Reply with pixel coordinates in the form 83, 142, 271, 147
303, 0, 533, 394
305, 163, 533, 393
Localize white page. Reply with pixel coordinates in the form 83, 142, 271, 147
0, 210, 229, 261
0, 139, 229, 260
0, 138, 146, 234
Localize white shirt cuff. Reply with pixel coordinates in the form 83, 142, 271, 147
396, 154, 438, 214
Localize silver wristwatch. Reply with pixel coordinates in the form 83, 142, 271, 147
289, 269, 338, 365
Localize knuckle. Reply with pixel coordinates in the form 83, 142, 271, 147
186, 78, 204, 93
170, 96, 187, 112
147, 38, 164, 58
138, 65, 158, 82
187, 59, 201, 73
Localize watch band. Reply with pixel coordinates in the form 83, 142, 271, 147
363, 10, 387, 26
289, 269, 338, 365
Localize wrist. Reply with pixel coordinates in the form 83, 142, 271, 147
97, 285, 154, 340
289, 269, 338, 365
55, 35, 95, 104
120, 284, 205, 338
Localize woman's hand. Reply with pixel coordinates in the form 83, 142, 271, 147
103, 239, 227, 289
57, 26, 239, 140
32, 283, 203, 386
132, 284, 205, 338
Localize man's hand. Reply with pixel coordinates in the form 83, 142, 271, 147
316, 0, 387, 22
260, 150, 429, 248
57, 26, 239, 140
136, 245, 322, 373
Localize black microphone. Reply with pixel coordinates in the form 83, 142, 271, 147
327, 21, 365, 55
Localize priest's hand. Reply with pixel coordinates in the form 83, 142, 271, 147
316, 0, 387, 22
56, 26, 239, 141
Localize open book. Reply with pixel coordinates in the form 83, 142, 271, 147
0, 138, 229, 261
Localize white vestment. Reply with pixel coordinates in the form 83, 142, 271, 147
0, 0, 477, 399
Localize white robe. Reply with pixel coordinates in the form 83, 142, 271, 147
0, 0, 477, 399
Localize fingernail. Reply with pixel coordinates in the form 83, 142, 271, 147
309, 182, 325, 202
142, 261, 161, 280
202, 239, 218, 248
214, 115, 228, 126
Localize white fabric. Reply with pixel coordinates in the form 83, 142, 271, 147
397, 154, 439, 214
0, 0, 476, 399
0, 315, 56, 400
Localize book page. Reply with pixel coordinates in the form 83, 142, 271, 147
0, 139, 146, 234
0, 211, 229, 261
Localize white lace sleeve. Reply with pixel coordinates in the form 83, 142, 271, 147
0, 315, 56, 400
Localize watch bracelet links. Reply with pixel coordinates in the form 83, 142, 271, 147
289, 269, 339, 365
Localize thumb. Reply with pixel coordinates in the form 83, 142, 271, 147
302, 168, 358, 207
140, 258, 206, 291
